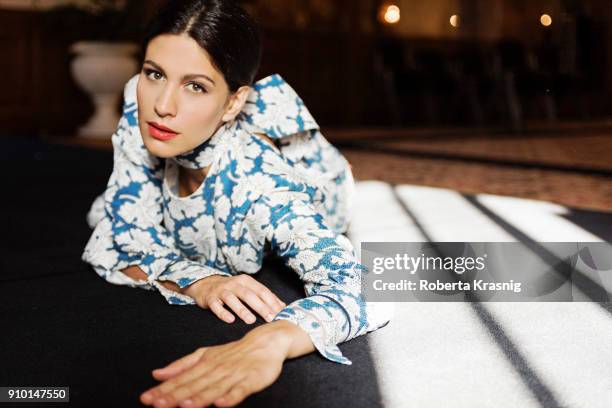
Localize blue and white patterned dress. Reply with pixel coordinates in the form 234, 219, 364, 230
82, 73, 390, 365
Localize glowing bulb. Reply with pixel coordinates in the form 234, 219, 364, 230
540, 14, 552, 26
450, 14, 460, 28
383, 5, 400, 24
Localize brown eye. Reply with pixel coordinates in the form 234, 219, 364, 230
186, 82, 206, 93
144, 68, 163, 81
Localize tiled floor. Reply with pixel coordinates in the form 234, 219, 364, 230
343, 149, 612, 213
335, 128, 612, 213
374, 133, 612, 171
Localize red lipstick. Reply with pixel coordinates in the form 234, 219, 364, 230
147, 122, 179, 141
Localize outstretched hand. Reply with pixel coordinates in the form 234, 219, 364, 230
140, 321, 296, 407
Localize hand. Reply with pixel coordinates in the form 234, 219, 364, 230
183, 274, 287, 325
140, 321, 296, 407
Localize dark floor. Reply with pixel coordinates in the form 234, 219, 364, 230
0, 139, 383, 407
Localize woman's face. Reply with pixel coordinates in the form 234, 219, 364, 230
137, 34, 243, 158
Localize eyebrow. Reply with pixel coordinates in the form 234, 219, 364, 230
143, 59, 216, 86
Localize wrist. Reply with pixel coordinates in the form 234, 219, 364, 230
182, 275, 225, 298
182, 277, 207, 298
246, 320, 315, 360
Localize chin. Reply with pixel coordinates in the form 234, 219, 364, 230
142, 135, 179, 158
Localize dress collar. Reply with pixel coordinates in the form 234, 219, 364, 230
171, 120, 235, 170
169, 73, 319, 170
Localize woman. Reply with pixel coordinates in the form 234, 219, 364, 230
82, 0, 391, 406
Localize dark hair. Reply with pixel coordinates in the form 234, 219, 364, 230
143, 0, 261, 92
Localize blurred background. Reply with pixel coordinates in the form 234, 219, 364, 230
1, 0, 611, 213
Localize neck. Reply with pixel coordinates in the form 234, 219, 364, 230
182, 164, 211, 178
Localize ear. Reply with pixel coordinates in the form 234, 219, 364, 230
221, 85, 251, 122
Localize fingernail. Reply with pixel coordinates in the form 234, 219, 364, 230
181, 399, 194, 407
157, 398, 168, 407
267, 313, 275, 321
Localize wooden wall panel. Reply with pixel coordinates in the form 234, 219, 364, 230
0, 10, 38, 133
0, 9, 92, 136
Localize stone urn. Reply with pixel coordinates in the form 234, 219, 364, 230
70, 41, 139, 139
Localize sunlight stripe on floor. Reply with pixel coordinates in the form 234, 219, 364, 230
474, 194, 602, 242
461, 193, 612, 406
484, 302, 612, 407
391, 185, 612, 407
365, 302, 540, 408
351, 182, 540, 407
394, 185, 515, 242
467, 194, 611, 302
348, 181, 426, 259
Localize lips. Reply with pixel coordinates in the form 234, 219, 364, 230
147, 122, 179, 141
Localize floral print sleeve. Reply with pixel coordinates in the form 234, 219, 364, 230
240, 146, 387, 365
82, 76, 231, 305
236, 76, 390, 364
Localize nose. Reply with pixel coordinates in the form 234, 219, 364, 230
154, 84, 177, 118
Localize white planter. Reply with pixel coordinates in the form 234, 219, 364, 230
70, 41, 139, 139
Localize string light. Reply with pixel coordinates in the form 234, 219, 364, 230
540, 14, 552, 26
450, 14, 460, 28
379, 4, 400, 25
